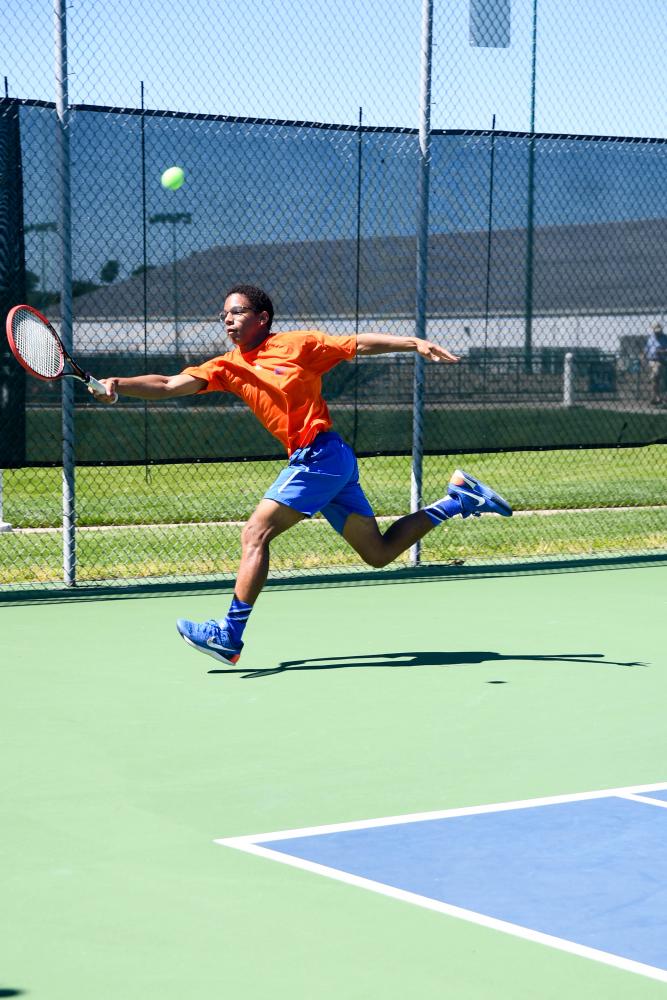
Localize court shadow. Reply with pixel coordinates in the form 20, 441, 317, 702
0, 990, 26, 997
207, 650, 647, 680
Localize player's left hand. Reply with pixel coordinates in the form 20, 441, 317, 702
415, 339, 460, 364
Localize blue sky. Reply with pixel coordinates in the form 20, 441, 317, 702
4, 0, 665, 289
3, 0, 665, 135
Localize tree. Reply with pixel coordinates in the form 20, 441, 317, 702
25, 270, 40, 296
72, 280, 99, 298
99, 259, 120, 284
25, 270, 60, 307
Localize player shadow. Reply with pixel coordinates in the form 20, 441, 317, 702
207, 650, 648, 680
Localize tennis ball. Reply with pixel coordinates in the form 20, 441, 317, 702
161, 166, 185, 190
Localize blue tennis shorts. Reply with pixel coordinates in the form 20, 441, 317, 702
264, 431, 374, 534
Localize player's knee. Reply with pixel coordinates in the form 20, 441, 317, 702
359, 547, 392, 569
343, 521, 392, 568
241, 519, 272, 552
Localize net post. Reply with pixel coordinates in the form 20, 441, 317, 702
410, 0, 434, 567
54, 0, 76, 586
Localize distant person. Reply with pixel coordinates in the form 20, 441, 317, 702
645, 321, 667, 406
90, 284, 512, 666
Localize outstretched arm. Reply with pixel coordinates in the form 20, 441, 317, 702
90, 371, 206, 404
356, 333, 459, 363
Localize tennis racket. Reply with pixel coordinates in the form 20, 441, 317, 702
5, 304, 114, 398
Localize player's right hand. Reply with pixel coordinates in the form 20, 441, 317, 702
88, 377, 119, 404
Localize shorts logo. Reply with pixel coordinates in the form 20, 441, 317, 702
277, 469, 300, 493
273, 366, 286, 375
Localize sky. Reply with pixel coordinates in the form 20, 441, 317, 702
2, 0, 666, 135
3, 0, 666, 289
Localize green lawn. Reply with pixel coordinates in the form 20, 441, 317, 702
1, 445, 665, 586
1, 508, 665, 586
4, 445, 666, 528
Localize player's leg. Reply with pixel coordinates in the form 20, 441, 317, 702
235, 499, 306, 604
342, 509, 435, 568
325, 466, 438, 567
176, 499, 305, 665
339, 469, 512, 568
176, 435, 356, 665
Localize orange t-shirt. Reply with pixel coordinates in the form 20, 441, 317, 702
182, 330, 357, 455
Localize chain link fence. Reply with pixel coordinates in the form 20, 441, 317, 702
1, 0, 666, 589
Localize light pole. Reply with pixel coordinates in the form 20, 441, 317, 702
25, 221, 57, 306
148, 212, 192, 355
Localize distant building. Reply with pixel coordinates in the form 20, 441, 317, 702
64, 217, 665, 356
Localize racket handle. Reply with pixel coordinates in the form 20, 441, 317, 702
87, 374, 118, 402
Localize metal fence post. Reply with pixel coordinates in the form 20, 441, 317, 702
563, 351, 574, 406
409, 0, 433, 567
523, 0, 539, 374
54, 0, 76, 586
0, 470, 13, 532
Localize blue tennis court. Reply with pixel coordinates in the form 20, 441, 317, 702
220, 783, 667, 983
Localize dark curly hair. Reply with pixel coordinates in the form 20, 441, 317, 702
225, 284, 274, 330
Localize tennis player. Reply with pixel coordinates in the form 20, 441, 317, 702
92, 284, 512, 665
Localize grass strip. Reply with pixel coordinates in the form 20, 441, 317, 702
2, 507, 665, 586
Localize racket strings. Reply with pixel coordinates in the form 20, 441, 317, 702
13, 312, 63, 378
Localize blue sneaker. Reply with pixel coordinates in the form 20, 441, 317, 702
176, 618, 243, 665
448, 469, 513, 518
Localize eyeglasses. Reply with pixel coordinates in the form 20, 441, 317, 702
219, 306, 256, 321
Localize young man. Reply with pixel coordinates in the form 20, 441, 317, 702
92, 284, 512, 665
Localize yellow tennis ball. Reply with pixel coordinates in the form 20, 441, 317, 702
161, 166, 185, 190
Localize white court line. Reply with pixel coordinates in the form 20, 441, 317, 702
218, 780, 667, 846
617, 792, 667, 809
216, 781, 667, 984
219, 842, 667, 984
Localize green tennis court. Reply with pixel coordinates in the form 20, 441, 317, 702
4, 0, 667, 997
3, 562, 666, 999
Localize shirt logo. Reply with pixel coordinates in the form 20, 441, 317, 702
253, 363, 287, 375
